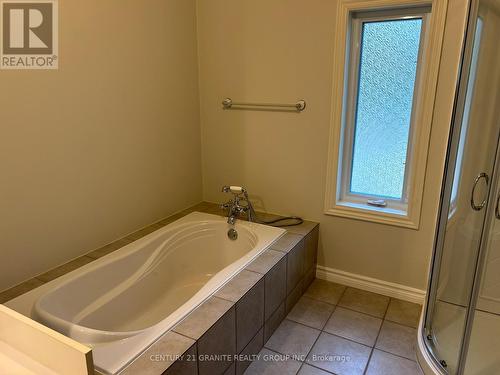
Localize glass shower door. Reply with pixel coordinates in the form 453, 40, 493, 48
462, 1, 500, 372
423, 0, 500, 372
465, 165, 500, 374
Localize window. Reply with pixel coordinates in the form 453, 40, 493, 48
348, 15, 424, 204
325, 1, 446, 229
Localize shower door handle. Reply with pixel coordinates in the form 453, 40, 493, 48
471, 173, 489, 211
495, 191, 500, 219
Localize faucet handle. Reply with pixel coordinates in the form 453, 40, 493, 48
222, 185, 246, 194
220, 202, 231, 210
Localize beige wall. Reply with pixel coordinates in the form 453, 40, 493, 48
0, 0, 468, 293
198, 0, 468, 290
0, 0, 202, 291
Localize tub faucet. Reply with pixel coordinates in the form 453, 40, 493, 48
220, 186, 254, 225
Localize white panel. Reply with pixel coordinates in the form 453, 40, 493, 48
9, 9, 24, 48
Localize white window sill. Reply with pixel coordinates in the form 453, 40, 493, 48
324, 201, 419, 229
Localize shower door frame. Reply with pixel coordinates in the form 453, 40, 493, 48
422, 0, 500, 372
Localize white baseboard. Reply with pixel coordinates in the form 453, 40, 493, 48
316, 265, 426, 304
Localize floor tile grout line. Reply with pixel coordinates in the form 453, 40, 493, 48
285, 297, 337, 332
264, 281, 336, 373
269, 286, 380, 361
362, 297, 391, 375
382, 318, 420, 330
319, 326, 373, 349
296, 287, 348, 374
304, 285, 420, 328
321, 285, 348, 330
372, 347, 419, 363
305, 286, 374, 308
375, 299, 421, 362
281, 289, 387, 351
172, 276, 419, 372
272, 317, 374, 352
258, 346, 307, 373
263, 321, 322, 361
257, 280, 423, 374
264, 284, 424, 375
336, 307, 385, 320
295, 323, 324, 375
299, 361, 338, 374
262, 320, 420, 373
285, 316, 324, 332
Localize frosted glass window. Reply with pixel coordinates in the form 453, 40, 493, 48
350, 19, 422, 199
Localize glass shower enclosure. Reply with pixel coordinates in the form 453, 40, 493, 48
422, 0, 500, 373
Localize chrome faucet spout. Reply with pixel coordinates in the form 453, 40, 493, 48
221, 185, 252, 225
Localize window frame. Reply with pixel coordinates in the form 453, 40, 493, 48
341, 10, 429, 211
324, 0, 448, 229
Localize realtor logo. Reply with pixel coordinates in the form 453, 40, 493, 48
1, 0, 58, 69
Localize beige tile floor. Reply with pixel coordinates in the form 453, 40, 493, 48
245, 279, 423, 375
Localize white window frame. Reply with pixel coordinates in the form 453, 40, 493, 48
324, 0, 448, 229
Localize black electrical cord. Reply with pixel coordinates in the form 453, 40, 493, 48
253, 215, 304, 227
224, 187, 305, 227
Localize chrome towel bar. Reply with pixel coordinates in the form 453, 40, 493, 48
222, 98, 306, 112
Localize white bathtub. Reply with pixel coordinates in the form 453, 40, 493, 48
28, 212, 285, 374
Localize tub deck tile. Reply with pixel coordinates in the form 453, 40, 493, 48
215, 270, 263, 303
285, 221, 319, 237
36, 256, 95, 283
86, 238, 134, 260
126, 223, 165, 241
0, 278, 45, 304
270, 233, 304, 253
246, 249, 285, 275
192, 202, 319, 238
173, 296, 234, 340
121, 331, 195, 375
